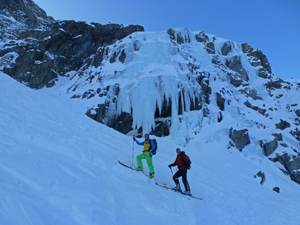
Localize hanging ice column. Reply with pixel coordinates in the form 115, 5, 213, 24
116, 75, 200, 136
130, 77, 160, 133
112, 28, 207, 136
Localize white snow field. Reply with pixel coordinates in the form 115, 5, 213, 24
1, 71, 300, 225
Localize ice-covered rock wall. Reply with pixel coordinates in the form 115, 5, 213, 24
72, 27, 274, 138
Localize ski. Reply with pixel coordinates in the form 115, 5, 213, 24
118, 160, 153, 177
118, 160, 201, 199
118, 160, 135, 170
118, 160, 166, 184
155, 182, 202, 200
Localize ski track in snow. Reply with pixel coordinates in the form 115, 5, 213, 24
1, 71, 300, 225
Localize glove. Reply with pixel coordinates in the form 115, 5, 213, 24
168, 164, 172, 168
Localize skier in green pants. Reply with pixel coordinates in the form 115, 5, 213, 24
133, 133, 155, 178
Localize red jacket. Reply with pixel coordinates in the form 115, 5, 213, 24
171, 151, 189, 170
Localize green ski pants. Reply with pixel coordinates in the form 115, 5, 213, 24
136, 152, 154, 174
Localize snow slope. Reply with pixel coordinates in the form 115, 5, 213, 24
1, 71, 300, 224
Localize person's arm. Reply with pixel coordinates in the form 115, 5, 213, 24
135, 140, 144, 146
133, 135, 144, 146
168, 158, 177, 168
149, 139, 156, 152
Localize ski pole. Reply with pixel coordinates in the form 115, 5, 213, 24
170, 167, 174, 176
132, 135, 135, 167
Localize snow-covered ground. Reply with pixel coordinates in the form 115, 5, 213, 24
1, 71, 300, 225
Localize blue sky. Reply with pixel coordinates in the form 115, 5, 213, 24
34, 0, 300, 80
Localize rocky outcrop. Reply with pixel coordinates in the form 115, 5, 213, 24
151, 119, 171, 137
295, 109, 300, 117
265, 79, 284, 91
221, 41, 232, 56
270, 153, 300, 184
225, 56, 249, 82
195, 31, 215, 54
244, 100, 266, 115
272, 133, 283, 141
254, 171, 266, 184
107, 112, 134, 134
216, 92, 225, 111
0, 0, 54, 32
239, 87, 262, 100
290, 128, 300, 142
196, 76, 211, 104
260, 138, 278, 157
1, 20, 144, 88
229, 128, 250, 151
167, 28, 191, 45
273, 187, 280, 193
275, 119, 290, 130
241, 43, 272, 76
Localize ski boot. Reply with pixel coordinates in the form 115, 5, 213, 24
172, 183, 181, 191
182, 190, 191, 195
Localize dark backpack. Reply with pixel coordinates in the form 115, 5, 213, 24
150, 139, 158, 155
181, 153, 191, 169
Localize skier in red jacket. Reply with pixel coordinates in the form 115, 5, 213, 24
168, 148, 191, 195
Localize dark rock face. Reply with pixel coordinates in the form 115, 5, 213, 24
195, 31, 209, 43
167, 28, 191, 44
290, 128, 300, 141
270, 153, 300, 184
273, 187, 280, 193
241, 43, 272, 75
151, 119, 171, 137
255, 171, 266, 184
0, 0, 144, 88
1, 20, 144, 88
241, 43, 271, 79
260, 138, 278, 157
265, 79, 284, 90
228, 72, 244, 87
197, 76, 212, 98
272, 133, 283, 141
107, 112, 134, 134
244, 100, 266, 116
87, 106, 134, 134
295, 109, 300, 117
225, 56, 249, 81
3, 50, 57, 88
221, 41, 232, 56
156, 98, 172, 118
195, 31, 215, 54
275, 119, 290, 130
216, 92, 225, 111
229, 128, 250, 151
239, 87, 262, 100
0, 0, 54, 29
217, 111, 223, 122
